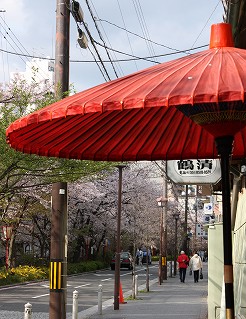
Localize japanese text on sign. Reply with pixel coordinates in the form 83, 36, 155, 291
177, 159, 214, 175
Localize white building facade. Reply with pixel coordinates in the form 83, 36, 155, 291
10, 57, 55, 92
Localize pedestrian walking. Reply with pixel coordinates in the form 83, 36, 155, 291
139, 249, 143, 266
177, 250, 189, 283
136, 249, 140, 265
189, 252, 203, 283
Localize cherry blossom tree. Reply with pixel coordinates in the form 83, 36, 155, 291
67, 163, 161, 262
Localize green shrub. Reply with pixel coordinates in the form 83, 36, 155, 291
16, 254, 49, 267
67, 260, 107, 275
151, 256, 159, 262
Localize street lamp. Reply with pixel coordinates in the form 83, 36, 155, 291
187, 227, 192, 256
114, 164, 126, 310
157, 197, 168, 283
173, 212, 180, 276
2, 225, 13, 271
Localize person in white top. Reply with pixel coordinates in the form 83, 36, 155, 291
139, 249, 143, 266
189, 252, 203, 283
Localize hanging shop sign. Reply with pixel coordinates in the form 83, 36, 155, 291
167, 159, 221, 184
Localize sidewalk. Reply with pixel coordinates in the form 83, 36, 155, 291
77, 263, 208, 319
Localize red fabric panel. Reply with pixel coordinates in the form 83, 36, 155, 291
6, 44, 246, 162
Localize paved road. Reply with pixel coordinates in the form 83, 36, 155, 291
0, 263, 157, 318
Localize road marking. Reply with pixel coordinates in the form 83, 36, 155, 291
101, 278, 112, 282
32, 293, 49, 299
74, 283, 91, 289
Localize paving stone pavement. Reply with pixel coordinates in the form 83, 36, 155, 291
77, 263, 208, 319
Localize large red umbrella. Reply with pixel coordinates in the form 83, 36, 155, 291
6, 24, 246, 161
6, 23, 245, 318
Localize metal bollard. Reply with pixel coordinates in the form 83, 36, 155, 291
24, 302, 32, 319
168, 261, 172, 277
170, 261, 173, 277
135, 275, 138, 297
72, 290, 79, 319
98, 284, 103, 315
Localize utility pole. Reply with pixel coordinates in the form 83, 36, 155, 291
49, 1, 70, 318
55, 0, 70, 98
49, 183, 68, 319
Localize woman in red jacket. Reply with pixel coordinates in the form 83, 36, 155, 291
177, 250, 189, 283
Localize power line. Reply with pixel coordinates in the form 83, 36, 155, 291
97, 18, 189, 54
132, 0, 156, 63
87, 46, 108, 82
94, 39, 159, 64
80, 19, 111, 81
84, 0, 119, 78
0, 16, 54, 83
117, 0, 138, 71
0, 42, 208, 63
190, 0, 222, 50
89, 0, 124, 77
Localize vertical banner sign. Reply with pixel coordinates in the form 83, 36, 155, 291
50, 260, 63, 290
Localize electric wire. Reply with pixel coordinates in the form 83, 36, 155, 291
117, 0, 138, 71
190, 0, 222, 50
70, 0, 112, 81
96, 18, 190, 54
132, 0, 156, 63
0, 42, 208, 63
89, 0, 124, 77
87, 46, 108, 82
80, 19, 111, 81
0, 29, 27, 66
93, 39, 159, 64
84, 0, 119, 78
0, 16, 54, 84
0, 13, 8, 86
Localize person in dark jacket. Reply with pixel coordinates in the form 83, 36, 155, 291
177, 250, 189, 283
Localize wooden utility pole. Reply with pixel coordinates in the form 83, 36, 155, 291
49, 183, 68, 319
54, 0, 70, 98
49, 1, 70, 318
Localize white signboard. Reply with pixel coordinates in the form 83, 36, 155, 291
196, 224, 208, 238
167, 159, 221, 184
204, 203, 213, 215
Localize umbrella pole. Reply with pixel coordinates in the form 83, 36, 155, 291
215, 136, 235, 319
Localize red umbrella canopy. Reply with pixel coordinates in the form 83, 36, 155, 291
6, 23, 246, 162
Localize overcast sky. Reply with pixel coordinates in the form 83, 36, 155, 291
0, 1, 224, 92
